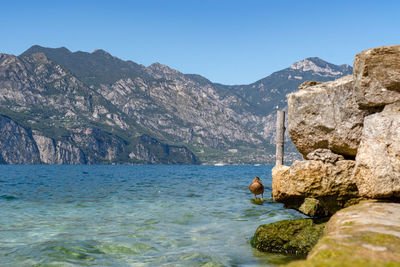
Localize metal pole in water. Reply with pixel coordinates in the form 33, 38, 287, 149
275, 110, 285, 165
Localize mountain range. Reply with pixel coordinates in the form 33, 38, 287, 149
0, 45, 352, 164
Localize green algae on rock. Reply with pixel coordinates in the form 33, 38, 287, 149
251, 218, 327, 255
251, 198, 265, 205
298, 198, 322, 217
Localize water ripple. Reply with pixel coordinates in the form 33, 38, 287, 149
0, 195, 18, 201
0, 165, 305, 266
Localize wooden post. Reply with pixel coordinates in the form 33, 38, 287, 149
275, 110, 285, 165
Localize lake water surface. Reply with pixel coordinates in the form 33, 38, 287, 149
0, 165, 305, 266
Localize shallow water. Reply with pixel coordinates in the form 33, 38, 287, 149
0, 165, 305, 266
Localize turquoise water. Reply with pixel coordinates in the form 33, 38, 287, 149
0, 165, 305, 266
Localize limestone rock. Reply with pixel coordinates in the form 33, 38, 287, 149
298, 198, 323, 218
306, 149, 344, 164
353, 45, 400, 108
298, 81, 322, 90
0, 115, 41, 164
251, 218, 327, 254
271, 164, 290, 179
354, 102, 400, 198
286, 201, 400, 266
33, 134, 86, 164
287, 76, 370, 157
32, 134, 57, 164
272, 159, 358, 216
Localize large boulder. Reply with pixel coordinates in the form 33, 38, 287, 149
286, 201, 400, 266
287, 76, 370, 158
251, 218, 327, 254
354, 102, 400, 198
353, 45, 400, 108
272, 156, 359, 217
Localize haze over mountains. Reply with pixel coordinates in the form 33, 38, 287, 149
0, 45, 352, 164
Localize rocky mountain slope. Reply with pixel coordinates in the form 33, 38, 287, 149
0, 45, 352, 164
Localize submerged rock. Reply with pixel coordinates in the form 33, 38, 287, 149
286, 201, 400, 266
287, 76, 369, 157
354, 102, 400, 198
251, 198, 264, 205
354, 45, 400, 108
272, 159, 359, 217
251, 218, 327, 254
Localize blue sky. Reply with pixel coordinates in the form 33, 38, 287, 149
1, 0, 399, 84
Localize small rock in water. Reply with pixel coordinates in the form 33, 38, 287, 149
251, 198, 264, 205
251, 218, 327, 254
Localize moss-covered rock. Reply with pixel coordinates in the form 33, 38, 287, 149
285, 200, 400, 266
298, 198, 322, 217
251, 218, 327, 254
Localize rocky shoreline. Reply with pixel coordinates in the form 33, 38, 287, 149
252, 45, 400, 265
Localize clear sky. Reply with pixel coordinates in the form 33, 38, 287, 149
1, 0, 399, 85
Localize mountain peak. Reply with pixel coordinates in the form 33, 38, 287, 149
290, 57, 328, 70
18, 45, 149, 86
148, 62, 171, 70
92, 49, 111, 57
290, 57, 350, 76
148, 62, 180, 76
20, 45, 71, 57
